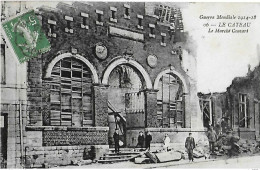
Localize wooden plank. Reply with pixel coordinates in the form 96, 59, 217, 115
145, 151, 158, 163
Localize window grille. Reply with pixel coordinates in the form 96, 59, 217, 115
48, 58, 93, 126
157, 73, 184, 128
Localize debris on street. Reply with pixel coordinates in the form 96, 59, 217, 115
155, 151, 182, 163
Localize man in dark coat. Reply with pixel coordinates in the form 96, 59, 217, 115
185, 133, 196, 162
207, 126, 217, 153
135, 131, 145, 149
145, 131, 152, 150
113, 129, 120, 153
221, 118, 228, 134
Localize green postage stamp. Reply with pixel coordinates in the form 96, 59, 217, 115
1, 10, 50, 63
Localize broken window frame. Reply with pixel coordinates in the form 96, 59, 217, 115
238, 93, 249, 128
199, 99, 213, 128
48, 58, 93, 127
157, 73, 185, 128
158, 5, 172, 23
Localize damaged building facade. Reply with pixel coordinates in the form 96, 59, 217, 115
198, 64, 260, 141
0, 2, 203, 168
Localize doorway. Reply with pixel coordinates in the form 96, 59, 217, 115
255, 101, 260, 138
157, 73, 185, 128
199, 99, 213, 128
107, 64, 145, 147
1, 113, 8, 168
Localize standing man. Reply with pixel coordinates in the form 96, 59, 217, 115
135, 131, 145, 150
113, 129, 120, 153
185, 133, 196, 162
207, 126, 217, 153
145, 131, 152, 151
221, 117, 228, 134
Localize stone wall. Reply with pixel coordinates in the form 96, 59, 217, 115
24, 145, 109, 168
23, 126, 108, 167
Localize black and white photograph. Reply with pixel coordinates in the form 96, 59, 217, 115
0, 1, 260, 169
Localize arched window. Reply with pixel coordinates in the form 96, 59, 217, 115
108, 64, 144, 89
48, 57, 93, 126
157, 73, 184, 128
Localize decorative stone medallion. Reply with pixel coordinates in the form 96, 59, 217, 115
95, 43, 108, 60
147, 55, 157, 68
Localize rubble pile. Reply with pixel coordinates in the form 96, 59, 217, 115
238, 139, 260, 155
213, 132, 260, 157
134, 150, 182, 164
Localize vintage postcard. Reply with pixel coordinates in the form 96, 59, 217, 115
2, 10, 50, 63
0, 1, 260, 169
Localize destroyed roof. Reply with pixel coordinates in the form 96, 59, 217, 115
228, 64, 260, 89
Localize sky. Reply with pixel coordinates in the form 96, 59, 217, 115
4, 1, 260, 93
181, 2, 260, 93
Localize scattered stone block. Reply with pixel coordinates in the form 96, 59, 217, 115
155, 151, 182, 163
135, 158, 151, 164
193, 149, 204, 158
145, 151, 157, 163
72, 159, 92, 166
81, 160, 92, 165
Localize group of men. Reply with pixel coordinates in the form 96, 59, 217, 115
208, 125, 241, 156
113, 130, 153, 153
112, 118, 236, 162
113, 129, 196, 162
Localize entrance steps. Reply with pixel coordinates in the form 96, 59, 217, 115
98, 148, 144, 163
97, 147, 189, 163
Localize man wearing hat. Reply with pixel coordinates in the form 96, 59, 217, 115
145, 131, 152, 151
135, 131, 145, 150
185, 133, 196, 162
207, 126, 217, 153
113, 129, 120, 153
